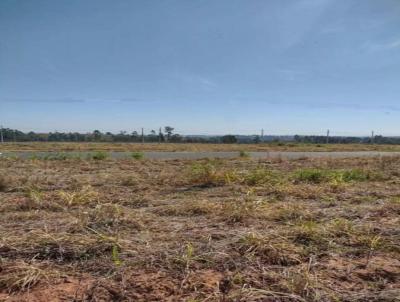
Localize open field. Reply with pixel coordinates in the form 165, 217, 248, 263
0, 155, 399, 301
3, 142, 400, 152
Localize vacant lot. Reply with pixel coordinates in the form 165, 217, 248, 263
0, 155, 399, 301
3, 142, 400, 152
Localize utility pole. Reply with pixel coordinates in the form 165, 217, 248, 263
261, 129, 264, 142
141, 128, 144, 143
158, 127, 162, 144
0, 125, 3, 143
371, 131, 375, 144
326, 129, 330, 144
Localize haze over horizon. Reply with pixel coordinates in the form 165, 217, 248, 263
1, 0, 400, 136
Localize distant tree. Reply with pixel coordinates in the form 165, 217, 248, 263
130, 131, 139, 142
93, 130, 102, 141
253, 135, 260, 144
164, 126, 174, 141
221, 135, 237, 144
170, 134, 182, 143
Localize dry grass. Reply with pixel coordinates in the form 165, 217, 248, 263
3, 141, 400, 152
0, 153, 399, 301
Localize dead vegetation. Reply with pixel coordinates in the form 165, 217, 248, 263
3, 141, 400, 152
0, 154, 399, 301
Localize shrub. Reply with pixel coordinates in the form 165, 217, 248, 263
90, 151, 108, 160
239, 150, 250, 158
131, 151, 144, 160
189, 162, 220, 185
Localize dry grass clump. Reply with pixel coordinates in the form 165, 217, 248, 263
242, 168, 283, 186
154, 200, 218, 217
58, 185, 99, 207
1, 231, 118, 263
0, 174, 8, 192
120, 175, 139, 187
188, 162, 284, 189
3, 188, 63, 212
218, 190, 270, 223
235, 233, 302, 266
373, 197, 400, 216
188, 162, 226, 186
75, 203, 143, 232
0, 261, 56, 293
292, 168, 383, 184
289, 221, 332, 255
268, 203, 314, 223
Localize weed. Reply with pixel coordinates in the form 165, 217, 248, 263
112, 244, 122, 266
175, 242, 198, 271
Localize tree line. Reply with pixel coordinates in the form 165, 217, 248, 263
293, 135, 400, 144
0, 127, 240, 143
1, 127, 399, 144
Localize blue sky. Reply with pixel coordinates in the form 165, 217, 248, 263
1, 0, 400, 135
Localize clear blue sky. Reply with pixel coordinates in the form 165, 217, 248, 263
1, 0, 400, 135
